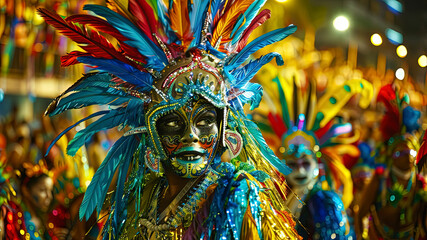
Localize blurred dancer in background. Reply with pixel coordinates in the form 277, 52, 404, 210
356, 84, 427, 239
254, 64, 373, 239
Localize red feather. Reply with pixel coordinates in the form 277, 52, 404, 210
37, 8, 142, 70
61, 51, 90, 67
377, 84, 401, 141
66, 14, 146, 63
417, 131, 427, 171
66, 15, 128, 41
236, 9, 271, 52
314, 120, 333, 140
267, 112, 287, 138
128, 0, 158, 41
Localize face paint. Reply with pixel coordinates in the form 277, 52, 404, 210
157, 99, 219, 178
285, 152, 318, 188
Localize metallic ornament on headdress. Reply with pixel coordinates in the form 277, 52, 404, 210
39, 0, 297, 222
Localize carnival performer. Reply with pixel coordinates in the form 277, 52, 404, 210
17, 161, 71, 240
254, 64, 373, 239
356, 84, 427, 239
38, 0, 302, 239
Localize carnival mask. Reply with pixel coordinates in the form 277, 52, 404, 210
285, 149, 318, 188
157, 99, 220, 178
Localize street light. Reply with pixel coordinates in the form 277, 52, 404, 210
371, 33, 382, 46
395, 68, 405, 80
275, 0, 288, 2
396, 45, 407, 58
333, 16, 349, 31
418, 55, 427, 67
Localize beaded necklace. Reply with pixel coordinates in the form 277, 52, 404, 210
138, 169, 219, 236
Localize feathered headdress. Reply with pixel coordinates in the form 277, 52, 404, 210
377, 84, 421, 142
38, 0, 296, 232
255, 64, 373, 207
376, 84, 423, 168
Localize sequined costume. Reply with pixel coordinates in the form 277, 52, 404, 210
39, 0, 301, 239
254, 65, 373, 239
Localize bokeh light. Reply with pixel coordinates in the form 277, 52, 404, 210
333, 16, 350, 31
275, 0, 289, 2
371, 33, 382, 46
396, 45, 407, 58
418, 55, 427, 67
395, 68, 405, 80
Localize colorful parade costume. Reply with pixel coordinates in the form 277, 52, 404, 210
254, 65, 373, 239
39, 0, 301, 239
358, 84, 427, 240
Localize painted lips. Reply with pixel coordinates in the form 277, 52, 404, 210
173, 147, 207, 162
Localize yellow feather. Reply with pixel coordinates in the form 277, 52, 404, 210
317, 79, 373, 128
170, 0, 192, 48
211, 0, 253, 48
107, 0, 138, 24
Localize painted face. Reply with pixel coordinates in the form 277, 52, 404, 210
156, 99, 219, 178
28, 176, 54, 212
285, 152, 318, 188
392, 141, 416, 171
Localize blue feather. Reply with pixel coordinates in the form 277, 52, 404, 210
83, 4, 168, 69
49, 89, 130, 116
205, 41, 228, 59
157, 0, 178, 44
79, 135, 137, 220
243, 118, 292, 175
210, 0, 223, 27
231, 52, 283, 88
230, 0, 266, 45
189, 0, 210, 48
62, 72, 113, 95
77, 56, 154, 91
113, 149, 133, 233
237, 82, 263, 111
45, 110, 109, 157
67, 109, 127, 156
226, 25, 296, 69
121, 100, 145, 128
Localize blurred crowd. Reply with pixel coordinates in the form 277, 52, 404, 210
0, 106, 120, 239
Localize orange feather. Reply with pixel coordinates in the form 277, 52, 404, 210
170, 0, 192, 48
211, 0, 253, 48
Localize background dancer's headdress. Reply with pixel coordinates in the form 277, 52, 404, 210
38, 0, 296, 224
376, 84, 423, 170
255, 65, 373, 207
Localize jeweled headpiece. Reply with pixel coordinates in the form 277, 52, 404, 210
39, 0, 296, 221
